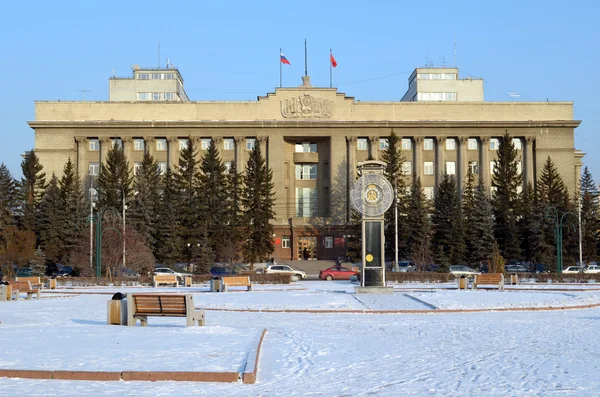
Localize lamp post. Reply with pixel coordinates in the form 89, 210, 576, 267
121, 187, 138, 271
546, 206, 578, 273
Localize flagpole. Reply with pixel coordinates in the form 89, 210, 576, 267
279, 48, 282, 88
330, 49, 332, 88
304, 39, 308, 77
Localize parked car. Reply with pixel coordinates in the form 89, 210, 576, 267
153, 267, 192, 279
563, 266, 584, 274
121, 268, 140, 278
505, 264, 530, 273
319, 266, 359, 281
529, 263, 550, 273
264, 265, 307, 280
16, 267, 34, 277
54, 266, 73, 277
391, 261, 417, 272
210, 266, 236, 277
449, 265, 480, 279
583, 265, 600, 274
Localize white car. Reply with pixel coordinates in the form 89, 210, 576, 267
583, 265, 600, 274
449, 265, 481, 278
264, 265, 307, 281
153, 268, 192, 279
563, 266, 584, 274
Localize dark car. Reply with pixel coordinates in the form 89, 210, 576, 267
529, 263, 550, 273
505, 264, 530, 273
54, 266, 73, 277
16, 267, 33, 277
210, 266, 235, 277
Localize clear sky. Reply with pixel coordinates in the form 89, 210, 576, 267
1, 0, 598, 182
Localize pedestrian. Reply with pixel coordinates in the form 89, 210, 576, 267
303, 247, 309, 261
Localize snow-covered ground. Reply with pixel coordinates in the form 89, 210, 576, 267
2, 280, 600, 396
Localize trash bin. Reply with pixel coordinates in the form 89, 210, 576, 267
210, 277, 221, 292
48, 278, 57, 290
107, 292, 126, 325
510, 273, 518, 285
184, 276, 192, 287
458, 275, 468, 290
0, 285, 8, 301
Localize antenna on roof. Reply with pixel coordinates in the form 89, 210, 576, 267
112, 69, 116, 77
453, 30, 457, 67
509, 92, 521, 101
77, 89, 90, 101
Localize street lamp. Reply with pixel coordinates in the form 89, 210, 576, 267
121, 187, 138, 271
546, 206, 578, 273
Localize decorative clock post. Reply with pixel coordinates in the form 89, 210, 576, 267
350, 161, 394, 290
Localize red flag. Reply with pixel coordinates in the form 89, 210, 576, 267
330, 52, 337, 68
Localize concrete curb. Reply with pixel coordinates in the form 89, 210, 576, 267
0, 328, 268, 384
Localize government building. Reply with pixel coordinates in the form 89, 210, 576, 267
29, 65, 583, 261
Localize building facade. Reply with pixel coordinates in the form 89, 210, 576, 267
29, 67, 583, 261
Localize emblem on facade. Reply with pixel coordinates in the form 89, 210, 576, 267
281, 94, 333, 118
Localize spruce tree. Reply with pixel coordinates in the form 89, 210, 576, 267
405, 177, 431, 270
154, 169, 180, 266
468, 178, 496, 268
128, 152, 162, 251
431, 174, 465, 267
0, 163, 17, 229
192, 232, 214, 275
59, 158, 87, 260
491, 131, 522, 260
18, 151, 46, 233
96, 145, 133, 210
223, 169, 244, 264
198, 140, 229, 259
518, 183, 551, 265
174, 137, 202, 255
37, 175, 64, 264
381, 130, 407, 260
462, 168, 476, 257
579, 167, 598, 263
241, 143, 275, 268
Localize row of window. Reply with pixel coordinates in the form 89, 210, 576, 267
280, 236, 335, 249
370, 137, 523, 151
89, 160, 236, 176
416, 92, 457, 101
136, 73, 177, 80
87, 138, 256, 152
399, 160, 523, 176
137, 92, 176, 101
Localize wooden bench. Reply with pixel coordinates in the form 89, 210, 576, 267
221, 276, 253, 292
125, 293, 205, 327
16, 276, 43, 290
8, 281, 41, 300
473, 273, 504, 291
153, 274, 178, 288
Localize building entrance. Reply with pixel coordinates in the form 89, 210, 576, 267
297, 237, 317, 260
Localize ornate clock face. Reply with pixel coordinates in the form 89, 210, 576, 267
350, 173, 394, 217
364, 184, 382, 205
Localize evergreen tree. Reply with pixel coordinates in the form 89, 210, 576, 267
405, 177, 431, 270
518, 183, 551, 265
431, 174, 465, 267
241, 143, 275, 268
154, 169, 180, 266
467, 177, 496, 268
128, 152, 162, 251
381, 130, 407, 260
96, 145, 133, 210
59, 158, 87, 261
0, 163, 17, 229
37, 175, 64, 263
18, 151, 46, 233
345, 209, 362, 263
491, 131, 522, 260
198, 140, 229, 259
462, 168, 476, 257
191, 231, 214, 275
579, 167, 598, 263
222, 169, 244, 263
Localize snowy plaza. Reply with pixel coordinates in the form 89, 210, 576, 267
1, 280, 600, 396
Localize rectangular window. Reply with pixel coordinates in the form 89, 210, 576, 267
296, 187, 318, 217
295, 142, 317, 153
152, 92, 161, 101
468, 138, 478, 150
201, 138, 211, 150
402, 138, 412, 150
402, 161, 412, 175
423, 138, 434, 151
134, 139, 145, 151
469, 161, 479, 174
89, 139, 99, 151
246, 138, 256, 151
445, 139, 456, 151
224, 138, 234, 151
158, 162, 168, 175
179, 138, 188, 151
224, 161, 233, 174
446, 161, 456, 175
490, 138, 500, 150
112, 139, 122, 149
156, 138, 167, 151
424, 187, 435, 200
152, 73, 161, 80
512, 138, 522, 150
295, 164, 317, 180
424, 161, 434, 175
133, 162, 142, 175
138, 73, 149, 80
137, 92, 149, 101
325, 236, 334, 249
516, 161, 522, 174
88, 162, 99, 176
357, 138, 368, 151
165, 73, 174, 80
282, 236, 291, 248
164, 92, 174, 101
379, 138, 389, 150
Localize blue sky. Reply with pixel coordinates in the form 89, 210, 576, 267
1, 0, 598, 181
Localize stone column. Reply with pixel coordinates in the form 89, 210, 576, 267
146, 137, 156, 158
480, 137, 490, 191
168, 137, 179, 171
258, 136, 269, 166
413, 137, 423, 184
100, 137, 111, 167
369, 136, 379, 161
235, 137, 246, 172
211, 136, 223, 152
458, 136, 468, 193
75, 137, 88, 179
346, 136, 357, 223
525, 136, 534, 188
122, 137, 133, 172
435, 137, 446, 188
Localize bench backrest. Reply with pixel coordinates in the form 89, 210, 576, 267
132, 294, 187, 316
16, 277, 41, 285
475, 273, 503, 284
154, 274, 178, 283
9, 280, 34, 291
221, 276, 251, 286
